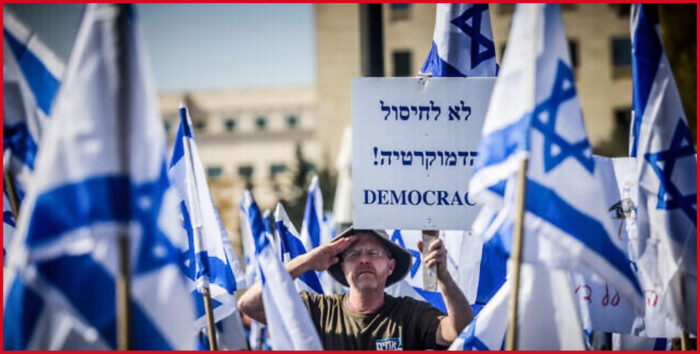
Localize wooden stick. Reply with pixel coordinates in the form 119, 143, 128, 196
422, 230, 439, 291
505, 158, 528, 351
3, 171, 21, 217
202, 286, 219, 350
117, 235, 131, 350
115, 4, 132, 349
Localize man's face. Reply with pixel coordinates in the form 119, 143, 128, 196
340, 232, 395, 293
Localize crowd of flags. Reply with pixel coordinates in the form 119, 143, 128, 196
2, 3, 695, 351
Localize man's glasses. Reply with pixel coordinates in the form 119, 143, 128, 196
343, 248, 387, 261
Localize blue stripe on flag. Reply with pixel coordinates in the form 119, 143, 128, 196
475, 237, 508, 306
630, 6, 662, 157
412, 286, 447, 314
36, 255, 117, 348
25, 176, 130, 247
178, 106, 194, 138
653, 338, 667, 350
459, 321, 490, 350
303, 193, 321, 248
36, 254, 175, 349
3, 278, 45, 350
473, 113, 531, 172
3, 29, 60, 116
526, 179, 642, 295
420, 41, 467, 77
248, 200, 268, 254
3, 123, 39, 170
168, 120, 185, 168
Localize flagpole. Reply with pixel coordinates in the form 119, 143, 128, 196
202, 285, 219, 350
506, 158, 528, 351
115, 4, 132, 350
3, 170, 21, 217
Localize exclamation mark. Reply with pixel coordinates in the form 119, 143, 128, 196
373, 147, 378, 165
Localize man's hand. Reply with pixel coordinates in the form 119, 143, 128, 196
238, 235, 357, 324
298, 235, 357, 273
418, 237, 473, 346
417, 237, 449, 282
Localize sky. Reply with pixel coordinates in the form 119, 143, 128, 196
5, 3, 316, 92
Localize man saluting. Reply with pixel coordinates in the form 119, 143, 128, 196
238, 227, 473, 350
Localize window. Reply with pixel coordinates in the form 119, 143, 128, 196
614, 107, 631, 128
286, 115, 299, 129
238, 165, 254, 178
568, 39, 579, 68
392, 50, 412, 77
193, 120, 206, 132
255, 116, 267, 130
206, 166, 223, 178
270, 164, 287, 178
389, 3, 412, 21
498, 4, 515, 15
611, 37, 632, 79
224, 117, 236, 132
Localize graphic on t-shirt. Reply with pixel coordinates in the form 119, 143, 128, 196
375, 336, 403, 350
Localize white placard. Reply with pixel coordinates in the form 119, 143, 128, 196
352, 77, 496, 230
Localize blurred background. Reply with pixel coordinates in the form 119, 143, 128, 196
6, 3, 696, 259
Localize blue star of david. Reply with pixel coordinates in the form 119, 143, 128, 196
532, 60, 595, 174
451, 4, 496, 69
391, 230, 421, 278
644, 119, 697, 225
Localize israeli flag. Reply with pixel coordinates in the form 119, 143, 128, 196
3, 10, 64, 197
274, 203, 324, 294
629, 3, 697, 334
3, 4, 195, 350
449, 279, 509, 350
247, 192, 323, 350
300, 175, 338, 293
240, 190, 260, 286
421, 4, 504, 312
421, 4, 498, 77
167, 104, 246, 334
469, 4, 643, 313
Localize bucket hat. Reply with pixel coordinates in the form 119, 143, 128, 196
327, 226, 411, 288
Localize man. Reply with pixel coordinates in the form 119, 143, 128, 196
237, 227, 472, 350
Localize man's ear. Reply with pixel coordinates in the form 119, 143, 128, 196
387, 258, 395, 275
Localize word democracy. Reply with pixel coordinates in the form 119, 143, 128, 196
363, 189, 476, 206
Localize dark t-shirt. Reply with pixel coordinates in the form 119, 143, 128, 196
300, 291, 447, 350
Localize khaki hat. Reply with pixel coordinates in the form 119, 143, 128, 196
327, 227, 411, 288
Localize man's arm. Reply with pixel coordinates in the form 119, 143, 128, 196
418, 238, 473, 346
237, 235, 357, 324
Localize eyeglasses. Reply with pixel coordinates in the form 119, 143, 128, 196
343, 248, 387, 261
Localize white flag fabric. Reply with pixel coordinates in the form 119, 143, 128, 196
629, 3, 697, 335
572, 156, 683, 337
167, 104, 246, 336
450, 263, 585, 350
468, 3, 643, 313
421, 4, 498, 77
3, 10, 64, 197
612, 333, 670, 351
247, 192, 323, 350
273, 203, 324, 294
3, 4, 195, 350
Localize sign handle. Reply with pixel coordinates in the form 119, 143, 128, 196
422, 230, 439, 291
